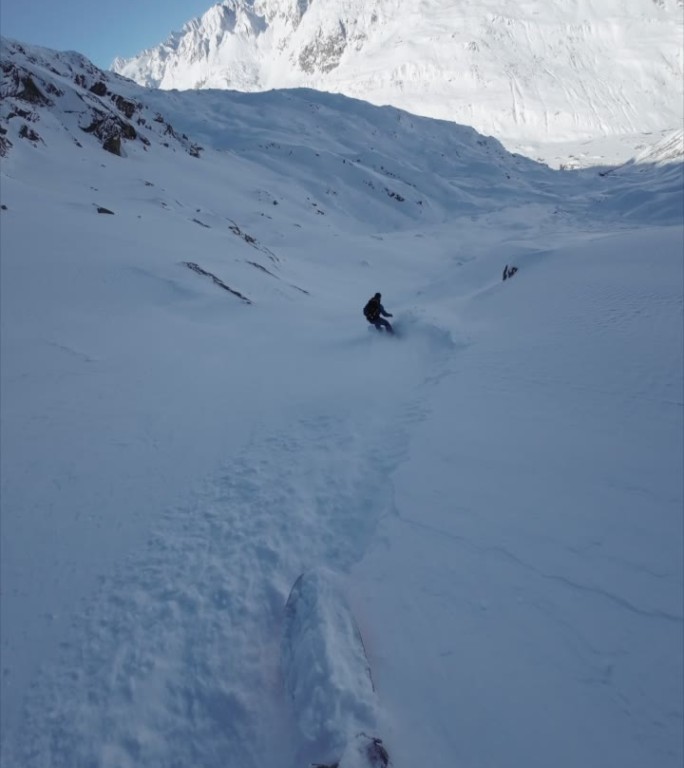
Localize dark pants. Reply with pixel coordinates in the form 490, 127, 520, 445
369, 317, 393, 333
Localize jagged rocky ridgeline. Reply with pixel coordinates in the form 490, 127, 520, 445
0, 38, 202, 158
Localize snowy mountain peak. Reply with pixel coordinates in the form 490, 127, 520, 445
111, 0, 684, 161
188, 1, 267, 38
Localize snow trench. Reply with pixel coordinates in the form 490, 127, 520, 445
3, 324, 455, 768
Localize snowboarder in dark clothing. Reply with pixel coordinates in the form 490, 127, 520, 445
363, 292, 394, 333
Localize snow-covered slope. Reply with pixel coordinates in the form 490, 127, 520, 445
1, 38, 682, 768
111, 0, 684, 164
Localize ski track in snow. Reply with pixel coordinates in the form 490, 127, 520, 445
5, 327, 454, 768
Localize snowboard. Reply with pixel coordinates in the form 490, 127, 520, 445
367, 321, 401, 338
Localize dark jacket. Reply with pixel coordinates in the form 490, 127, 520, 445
364, 296, 390, 321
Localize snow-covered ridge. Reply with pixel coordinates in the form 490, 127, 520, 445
0, 36, 561, 233
111, 0, 684, 159
632, 129, 684, 167
2, 35, 682, 232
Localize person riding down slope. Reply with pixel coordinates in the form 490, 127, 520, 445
363, 292, 394, 334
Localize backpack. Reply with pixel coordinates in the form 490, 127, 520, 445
363, 298, 377, 319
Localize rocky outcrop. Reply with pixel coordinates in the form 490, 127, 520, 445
183, 262, 252, 303
298, 24, 348, 73
82, 112, 137, 155
0, 39, 204, 160
0, 125, 11, 157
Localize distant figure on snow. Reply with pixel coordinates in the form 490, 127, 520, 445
502, 264, 518, 281
363, 292, 394, 333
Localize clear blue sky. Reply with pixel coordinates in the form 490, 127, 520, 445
0, 1, 217, 68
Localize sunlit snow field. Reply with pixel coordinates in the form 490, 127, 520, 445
1, 38, 682, 768
112, 0, 684, 170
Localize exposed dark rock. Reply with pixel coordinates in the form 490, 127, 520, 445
312, 735, 390, 768
7, 107, 35, 121
1, 43, 207, 161
1, 205, 8, 211
246, 260, 276, 276
183, 262, 252, 303
385, 188, 405, 202
365, 737, 390, 767
228, 222, 256, 244
227, 220, 279, 262
45, 82, 63, 97
17, 75, 51, 106
0, 134, 11, 157
83, 113, 137, 141
83, 112, 137, 155
89, 80, 108, 96
112, 94, 137, 119
246, 260, 310, 294
102, 134, 122, 155
18, 124, 42, 143
502, 264, 518, 281
96, 206, 115, 214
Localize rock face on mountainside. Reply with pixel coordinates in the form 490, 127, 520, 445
111, 0, 683, 148
0, 39, 203, 159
